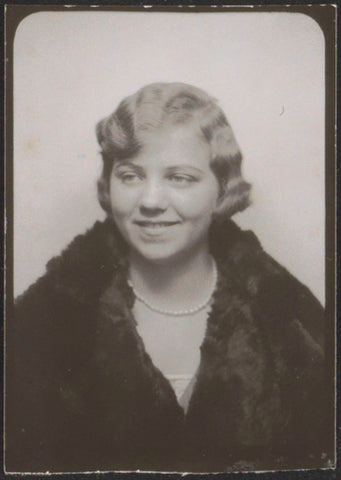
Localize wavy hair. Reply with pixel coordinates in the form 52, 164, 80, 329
96, 82, 251, 218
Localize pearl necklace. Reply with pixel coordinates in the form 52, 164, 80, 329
127, 259, 218, 316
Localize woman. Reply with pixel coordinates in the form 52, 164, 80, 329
6, 83, 332, 473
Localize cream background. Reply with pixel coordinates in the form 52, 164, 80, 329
13, 11, 325, 303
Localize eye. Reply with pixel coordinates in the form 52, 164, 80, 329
116, 172, 142, 185
168, 174, 197, 186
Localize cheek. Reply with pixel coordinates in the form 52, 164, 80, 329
174, 186, 219, 220
109, 183, 137, 218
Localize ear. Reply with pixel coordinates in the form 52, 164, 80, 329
213, 178, 252, 220
212, 177, 226, 209
97, 178, 112, 214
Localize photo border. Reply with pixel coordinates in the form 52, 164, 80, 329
3, 3, 338, 479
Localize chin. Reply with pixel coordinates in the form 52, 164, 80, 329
132, 242, 189, 265
134, 237, 209, 266
136, 249, 180, 265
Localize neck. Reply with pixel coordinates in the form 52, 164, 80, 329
129, 244, 215, 311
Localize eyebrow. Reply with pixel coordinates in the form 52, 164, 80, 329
114, 162, 204, 175
113, 162, 145, 175
165, 165, 204, 174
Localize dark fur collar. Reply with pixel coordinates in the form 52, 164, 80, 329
44, 216, 319, 351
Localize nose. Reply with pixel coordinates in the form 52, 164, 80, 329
139, 180, 168, 213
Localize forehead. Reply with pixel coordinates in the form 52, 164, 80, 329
128, 125, 211, 167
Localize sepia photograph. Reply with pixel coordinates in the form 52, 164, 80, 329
4, 6, 336, 475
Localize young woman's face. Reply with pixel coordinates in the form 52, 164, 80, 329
109, 127, 220, 264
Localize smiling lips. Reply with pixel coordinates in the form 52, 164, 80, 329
133, 220, 180, 228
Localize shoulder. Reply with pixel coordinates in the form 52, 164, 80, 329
211, 220, 325, 350
16, 219, 126, 308
12, 219, 129, 359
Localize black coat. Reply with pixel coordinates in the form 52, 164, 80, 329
6, 218, 332, 473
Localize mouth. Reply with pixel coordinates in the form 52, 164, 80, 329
133, 221, 180, 228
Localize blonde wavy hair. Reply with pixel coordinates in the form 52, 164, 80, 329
96, 82, 251, 219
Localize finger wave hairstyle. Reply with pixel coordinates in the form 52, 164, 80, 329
96, 82, 251, 219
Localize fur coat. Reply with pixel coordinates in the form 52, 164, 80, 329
6, 218, 332, 473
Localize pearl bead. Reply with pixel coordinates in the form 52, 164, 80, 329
127, 260, 218, 316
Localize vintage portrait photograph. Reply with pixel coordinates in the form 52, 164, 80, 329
4, 5, 336, 475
